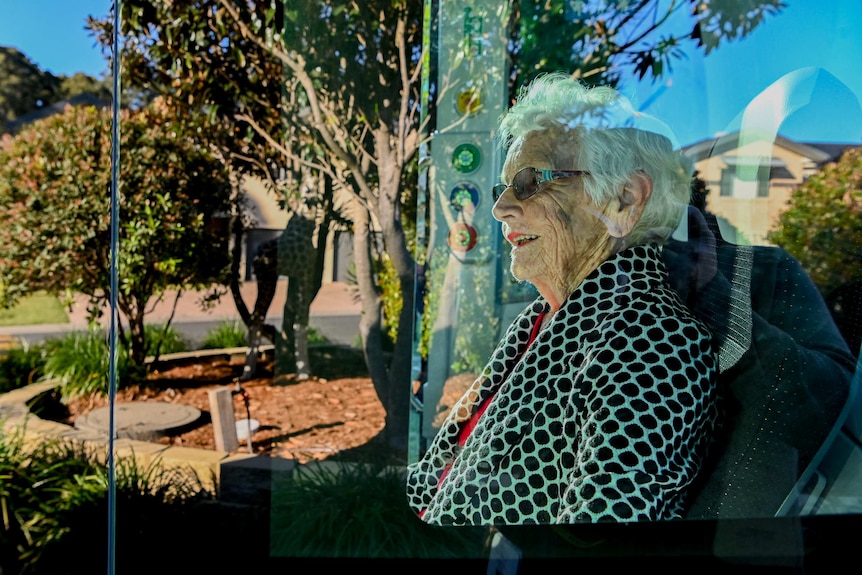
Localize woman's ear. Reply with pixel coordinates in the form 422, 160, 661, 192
605, 170, 653, 239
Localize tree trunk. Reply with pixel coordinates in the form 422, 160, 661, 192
350, 168, 417, 449
124, 298, 149, 383
228, 215, 254, 326
353, 204, 389, 390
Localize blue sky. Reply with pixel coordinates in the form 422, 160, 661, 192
2, 0, 861, 146
618, 0, 862, 146
0, 0, 111, 77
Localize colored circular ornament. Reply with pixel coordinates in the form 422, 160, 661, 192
455, 86, 482, 115
449, 181, 480, 212
451, 143, 482, 173
448, 223, 478, 252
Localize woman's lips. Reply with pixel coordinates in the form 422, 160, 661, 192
507, 232, 539, 247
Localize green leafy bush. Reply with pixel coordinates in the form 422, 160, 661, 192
0, 427, 212, 574
33, 325, 186, 400
769, 146, 862, 296
41, 329, 129, 400
144, 323, 188, 356
200, 321, 247, 349
377, 253, 402, 348
306, 325, 330, 345
201, 321, 330, 350
0, 340, 53, 393
269, 462, 488, 559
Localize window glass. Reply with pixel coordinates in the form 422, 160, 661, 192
413, 0, 862, 530
2, 0, 862, 569
1, 2, 117, 573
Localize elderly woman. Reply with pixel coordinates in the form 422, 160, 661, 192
406, 73, 719, 525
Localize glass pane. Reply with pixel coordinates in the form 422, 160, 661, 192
412, 0, 862, 533
3, 0, 861, 570
1, 2, 117, 572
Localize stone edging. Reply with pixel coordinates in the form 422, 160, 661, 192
0, 359, 296, 505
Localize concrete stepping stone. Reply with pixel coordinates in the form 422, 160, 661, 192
75, 402, 203, 441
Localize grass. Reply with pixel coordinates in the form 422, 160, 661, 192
0, 426, 216, 573
269, 461, 489, 559
200, 320, 248, 349
0, 292, 68, 326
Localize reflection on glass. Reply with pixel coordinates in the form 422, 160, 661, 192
412, 0, 862, 530
409, 74, 719, 525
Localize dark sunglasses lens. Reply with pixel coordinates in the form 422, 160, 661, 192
492, 184, 507, 201
512, 169, 538, 200
494, 169, 540, 201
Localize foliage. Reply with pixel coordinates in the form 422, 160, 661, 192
512, 0, 786, 88
0, 100, 234, 371
0, 427, 211, 574
200, 320, 248, 349
40, 329, 130, 400
306, 326, 330, 345
768, 147, 862, 297
0, 47, 57, 126
91, 0, 426, 444
0, 341, 54, 393
56, 72, 112, 105
378, 254, 403, 347
89, 1, 342, 382
269, 461, 488, 559
0, 46, 110, 132
35, 324, 183, 401
144, 323, 188, 356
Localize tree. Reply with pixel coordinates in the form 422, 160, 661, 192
0, 47, 59, 127
0, 100, 234, 372
768, 147, 862, 351
0, 46, 112, 132
88, 2, 342, 381
57, 72, 112, 104
511, 0, 785, 87
90, 0, 784, 449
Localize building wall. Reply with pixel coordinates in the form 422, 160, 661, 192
694, 142, 818, 245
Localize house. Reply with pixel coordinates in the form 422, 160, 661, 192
239, 175, 354, 284
682, 132, 859, 245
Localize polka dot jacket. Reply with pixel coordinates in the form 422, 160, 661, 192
406, 244, 719, 525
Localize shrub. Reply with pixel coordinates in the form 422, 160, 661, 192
40, 329, 129, 400
0, 340, 53, 393
269, 461, 488, 559
35, 324, 187, 400
0, 426, 212, 574
306, 325, 330, 345
200, 321, 247, 349
201, 321, 330, 350
144, 323, 188, 356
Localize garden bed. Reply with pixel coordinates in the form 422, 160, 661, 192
39, 345, 403, 465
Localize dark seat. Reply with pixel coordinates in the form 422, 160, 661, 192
663, 215, 858, 519
778, 343, 862, 516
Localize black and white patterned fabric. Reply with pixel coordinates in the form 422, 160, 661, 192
406, 244, 719, 525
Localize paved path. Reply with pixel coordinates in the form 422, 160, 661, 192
0, 280, 362, 347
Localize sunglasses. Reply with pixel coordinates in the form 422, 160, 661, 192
492, 167, 591, 202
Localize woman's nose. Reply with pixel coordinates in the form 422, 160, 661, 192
492, 187, 520, 222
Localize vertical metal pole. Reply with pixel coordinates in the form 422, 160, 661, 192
409, 0, 436, 465
107, 2, 122, 574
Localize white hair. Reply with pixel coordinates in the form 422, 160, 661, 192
498, 72, 691, 244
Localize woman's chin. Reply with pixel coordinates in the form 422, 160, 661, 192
509, 262, 537, 285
